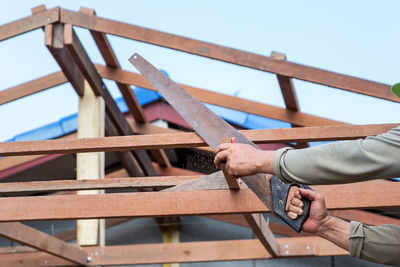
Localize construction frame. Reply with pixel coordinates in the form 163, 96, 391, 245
0, 5, 399, 266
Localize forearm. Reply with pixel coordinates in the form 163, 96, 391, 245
316, 215, 350, 251
273, 126, 400, 184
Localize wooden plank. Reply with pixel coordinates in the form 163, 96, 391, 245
63, 23, 157, 176
331, 209, 400, 226
0, 124, 396, 156
0, 238, 346, 266
0, 72, 67, 105
59, 8, 395, 102
270, 51, 299, 111
45, 21, 147, 177
79, 7, 146, 122
0, 7, 59, 41
219, 137, 278, 256
271, 51, 309, 148
96, 64, 345, 127
45, 23, 85, 96
0, 180, 398, 221
0, 222, 87, 265
0, 176, 201, 194
80, 8, 170, 167
76, 80, 105, 246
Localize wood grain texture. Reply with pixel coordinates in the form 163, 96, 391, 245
0, 124, 396, 156
59, 8, 395, 103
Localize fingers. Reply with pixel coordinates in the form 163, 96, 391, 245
290, 196, 303, 208
214, 149, 230, 168
288, 200, 303, 216
215, 143, 232, 154
288, 211, 298, 219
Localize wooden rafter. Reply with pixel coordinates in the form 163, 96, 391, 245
63, 23, 158, 176
0, 124, 396, 156
0, 222, 87, 265
271, 51, 309, 148
0, 71, 67, 105
58, 8, 394, 101
0, 7, 59, 41
79, 7, 171, 167
97, 64, 346, 126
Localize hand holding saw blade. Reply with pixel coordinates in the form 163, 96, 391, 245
129, 53, 311, 233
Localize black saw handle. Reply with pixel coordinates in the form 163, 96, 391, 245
270, 175, 312, 233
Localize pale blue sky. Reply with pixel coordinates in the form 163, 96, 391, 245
1, 0, 400, 141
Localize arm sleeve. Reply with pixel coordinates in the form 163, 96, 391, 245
349, 221, 400, 266
273, 126, 400, 184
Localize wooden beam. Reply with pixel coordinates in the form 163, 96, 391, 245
271, 51, 309, 148
0, 176, 201, 194
0, 222, 87, 265
44, 20, 148, 177
80, 8, 170, 167
45, 23, 85, 96
96, 64, 345, 127
331, 209, 400, 226
76, 80, 105, 246
0, 7, 59, 41
0, 238, 346, 266
0, 180, 398, 221
63, 23, 157, 176
59, 8, 395, 102
0, 71, 67, 105
79, 7, 146, 122
0, 124, 396, 156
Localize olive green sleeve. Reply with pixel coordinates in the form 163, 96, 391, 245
349, 221, 400, 266
273, 126, 400, 184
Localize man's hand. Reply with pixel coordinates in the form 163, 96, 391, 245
287, 188, 330, 234
214, 143, 275, 176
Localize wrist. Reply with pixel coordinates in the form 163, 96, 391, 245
256, 150, 275, 174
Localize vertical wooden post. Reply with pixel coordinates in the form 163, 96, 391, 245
77, 80, 105, 246
162, 228, 180, 267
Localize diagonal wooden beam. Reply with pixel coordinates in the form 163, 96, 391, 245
45, 23, 85, 96
0, 7, 59, 41
271, 51, 309, 148
79, 7, 170, 167
62, 23, 157, 176
0, 71, 67, 105
43, 21, 145, 177
0, 222, 87, 265
0, 124, 396, 156
59, 8, 395, 102
96, 64, 346, 127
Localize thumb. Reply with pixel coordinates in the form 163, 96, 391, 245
298, 188, 319, 201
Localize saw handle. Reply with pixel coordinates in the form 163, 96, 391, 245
270, 176, 312, 233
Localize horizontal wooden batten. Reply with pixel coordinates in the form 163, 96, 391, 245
0, 180, 398, 221
0, 124, 397, 156
0, 238, 346, 266
59, 9, 395, 103
0, 176, 201, 193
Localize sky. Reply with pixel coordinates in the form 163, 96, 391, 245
1, 0, 400, 141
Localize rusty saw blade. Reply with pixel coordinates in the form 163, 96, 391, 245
129, 53, 311, 232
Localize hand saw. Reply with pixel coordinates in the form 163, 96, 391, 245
129, 53, 311, 232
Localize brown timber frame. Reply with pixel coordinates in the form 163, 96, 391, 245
0, 4, 399, 265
